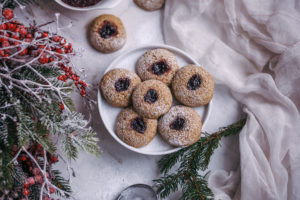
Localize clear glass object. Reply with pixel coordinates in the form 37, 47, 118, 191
117, 184, 157, 200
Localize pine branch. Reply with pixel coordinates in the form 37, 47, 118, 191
0, 9, 100, 199
0, 120, 8, 147
154, 118, 247, 200
51, 169, 72, 198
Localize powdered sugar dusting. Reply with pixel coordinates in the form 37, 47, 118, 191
172, 65, 214, 107
134, 0, 165, 11
115, 108, 157, 148
136, 48, 178, 85
89, 14, 126, 53
158, 106, 202, 147
132, 80, 172, 119
100, 68, 141, 107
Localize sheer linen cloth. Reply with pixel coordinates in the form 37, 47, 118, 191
163, 1, 300, 199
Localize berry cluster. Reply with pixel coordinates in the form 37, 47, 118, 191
12, 143, 58, 199
0, 8, 87, 97
58, 64, 87, 97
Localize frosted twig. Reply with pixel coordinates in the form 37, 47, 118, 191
7, 148, 22, 165
22, 147, 74, 199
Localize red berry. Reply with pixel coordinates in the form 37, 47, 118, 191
56, 48, 63, 54
24, 188, 30, 196
39, 55, 49, 64
0, 36, 6, 43
49, 187, 55, 194
33, 168, 40, 175
2, 8, 14, 20
0, 23, 7, 30
19, 28, 27, 36
8, 23, 16, 31
42, 32, 48, 38
20, 155, 27, 161
60, 102, 64, 110
26, 33, 32, 39
19, 48, 28, 56
80, 91, 86, 97
36, 143, 43, 149
11, 34, 19, 40
0, 50, 5, 57
35, 175, 43, 184
27, 177, 35, 185
24, 181, 29, 188
2, 41, 10, 48
52, 35, 61, 42
51, 155, 58, 163
43, 196, 49, 200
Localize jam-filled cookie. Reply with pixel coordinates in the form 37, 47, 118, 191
136, 48, 178, 85
134, 0, 165, 11
115, 108, 157, 148
100, 68, 141, 107
158, 105, 202, 147
132, 80, 172, 119
90, 14, 126, 53
172, 65, 214, 107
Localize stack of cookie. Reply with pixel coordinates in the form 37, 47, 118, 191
100, 48, 214, 148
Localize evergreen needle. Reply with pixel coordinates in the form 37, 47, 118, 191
154, 117, 247, 200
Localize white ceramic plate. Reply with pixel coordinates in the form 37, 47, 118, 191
98, 44, 212, 155
55, 0, 122, 11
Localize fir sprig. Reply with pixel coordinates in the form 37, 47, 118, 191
0, 7, 100, 199
154, 118, 247, 200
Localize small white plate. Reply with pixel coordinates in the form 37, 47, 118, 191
97, 44, 212, 155
55, 0, 122, 11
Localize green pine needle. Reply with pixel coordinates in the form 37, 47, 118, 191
51, 169, 72, 197
154, 118, 247, 200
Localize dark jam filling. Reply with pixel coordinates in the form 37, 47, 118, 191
114, 78, 130, 92
144, 89, 158, 103
99, 20, 118, 39
187, 74, 202, 90
130, 117, 146, 134
170, 117, 186, 131
148, 60, 170, 76
62, 0, 102, 7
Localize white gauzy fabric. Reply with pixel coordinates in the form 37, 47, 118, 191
163, 0, 300, 200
